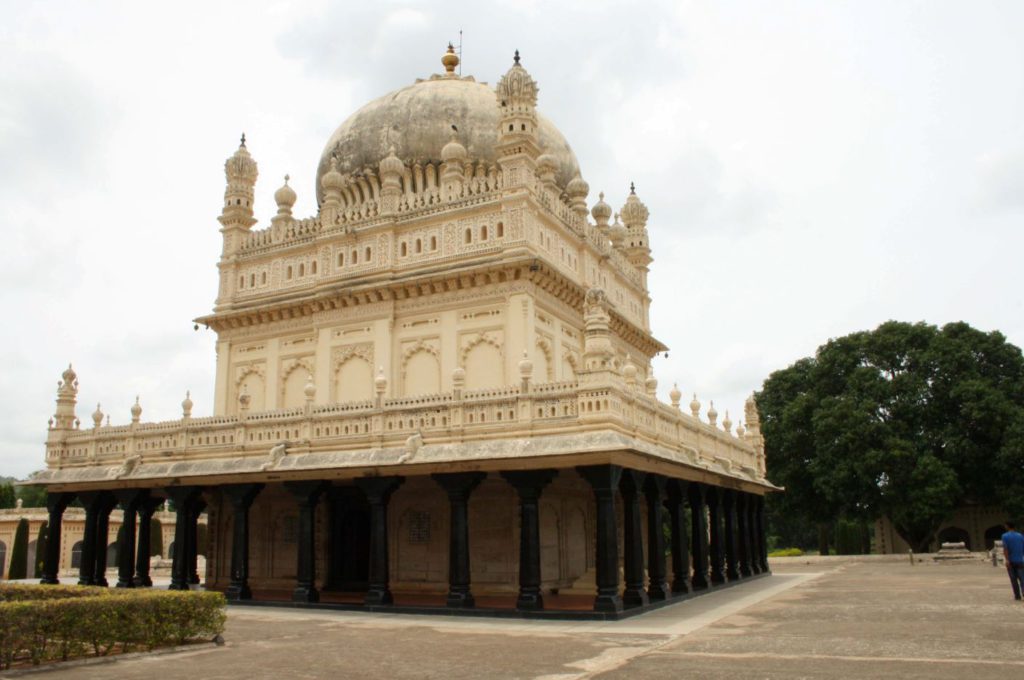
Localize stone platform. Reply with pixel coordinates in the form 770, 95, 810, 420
43, 559, 1024, 679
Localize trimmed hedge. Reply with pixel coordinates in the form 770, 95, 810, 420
768, 547, 804, 557
0, 586, 225, 669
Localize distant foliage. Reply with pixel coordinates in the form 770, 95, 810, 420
0, 585, 225, 668
768, 548, 804, 557
0, 484, 14, 510
760, 321, 1024, 552
33, 522, 48, 579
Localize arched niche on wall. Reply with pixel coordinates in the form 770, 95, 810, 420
335, 357, 373, 403
403, 346, 441, 396
462, 336, 503, 391
280, 358, 314, 409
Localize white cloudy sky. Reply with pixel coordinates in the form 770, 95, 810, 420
1, 0, 1022, 479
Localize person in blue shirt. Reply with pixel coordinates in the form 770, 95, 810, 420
1001, 521, 1024, 601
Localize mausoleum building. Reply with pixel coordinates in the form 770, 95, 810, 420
30, 47, 777, 617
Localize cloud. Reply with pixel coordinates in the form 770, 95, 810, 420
974, 146, 1024, 213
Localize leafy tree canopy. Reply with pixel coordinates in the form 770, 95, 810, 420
759, 320, 1024, 552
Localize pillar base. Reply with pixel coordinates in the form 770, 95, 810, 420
647, 583, 672, 601
132, 575, 153, 588
292, 586, 319, 604
225, 584, 253, 601
445, 591, 476, 608
168, 582, 190, 591
515, 590, 545, 611
623, 588, 649, 608
670, 578, 692, 595
40, 577, 59, 586
115, 579, 135, 589
593, 592, 624, 613
365, 588, 393, 606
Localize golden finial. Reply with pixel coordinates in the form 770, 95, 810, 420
442, 43, 459, 75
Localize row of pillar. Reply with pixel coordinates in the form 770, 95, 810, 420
41, 466, 768, 615
41, 488, 203, 590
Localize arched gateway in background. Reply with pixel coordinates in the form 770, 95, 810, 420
29, 46, 777, 618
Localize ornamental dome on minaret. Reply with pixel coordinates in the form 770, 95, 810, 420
591, 192, 612, 225
620, 183, 649, 229
497, 50, 539, 108
314, 48, 579, 205
274, 175, 297, 211
225, 135, 258, 182
537, 152, 559, 172
320, 156, 344, 191
567, 174, 589, 199
440, 130, 468, 162
378, 146, 405, 176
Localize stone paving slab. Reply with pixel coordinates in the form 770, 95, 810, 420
19, 560, 1024, 679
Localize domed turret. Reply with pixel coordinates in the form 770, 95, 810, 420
181, 391, 193, 418
669, 383, 682, 408
441, 43, 459, 76
220, 135, 258, 245
609, 213, 627, 248
567, 174, 590, 220
321, 156, 344, 192
441, 129, 468, 162
620, 182, 649, 229
130, 396, 142, 424
274, 175, 296, 217
591, 192, 612, 231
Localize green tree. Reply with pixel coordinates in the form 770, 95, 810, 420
760, 321, 1024, 552
16, 484, 48, 509
8, 518, 29, 579
33, 521, 48, 578
0, 483, 15, 509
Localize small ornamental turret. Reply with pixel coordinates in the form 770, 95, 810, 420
518, 350, 534, 391
130, 396, 142, 424
645, 375, 658, 398
379, 146, 405, 214
690, 393, 701, 419
52, 364, 79, 431
736, 421, 746, 437
622, 359, 638, 390
536, 151, 559, 194
92, 403, 104, 429
181, 391, 193, 419
303, 375, 316, 402
274, 175, 296, 219
591, 192, 612, 232
722, 410, 732, 434
238, 388, 251, 418
440, 127, 467, 201
707, 400, 718, 427
669, 383, 682, 409
495, 49, 541, 188
219, 134, 258, 255
321, 155, 345, 222
375, 366, 388, 405
567, 174, 590, 222
609, 213, 627, 249
620, 182, 652, 276
451, 366, 466, 399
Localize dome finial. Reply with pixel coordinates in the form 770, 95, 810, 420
442, 43, 459, 75
514, 49, 520, 65
630, 181, 636, 195
240, 132, 246, 148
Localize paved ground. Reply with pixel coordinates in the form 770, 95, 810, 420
16, 557, 1024, 679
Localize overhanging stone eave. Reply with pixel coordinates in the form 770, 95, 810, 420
31, 429, 776, 494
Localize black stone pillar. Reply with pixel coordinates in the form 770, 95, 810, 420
689, 483, 709, 590
737, 493, 752, 577
666, 479, 691, 594
724, 490, 741, 581
433, 472, 487, 608
355, 476, 404, 606
114, 490, 147, 588
187, 499, 206, 585
501, 470, 558, 610
708, 487, 726, 585
285, 482, 327, 603
224, 484, 263, 601
757, 495, 770, 572
619, 469, 648, 608
40, 492, 73, 585
93, 493, 117, 587
165, 487, 202, 591
133, 497, 163, 587
643, 474, 671, 602
577, 464, 623, 613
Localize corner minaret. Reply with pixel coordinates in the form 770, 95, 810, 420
495, 50, 541, 189
219, 134, 259, 257
620, 183, 652, 285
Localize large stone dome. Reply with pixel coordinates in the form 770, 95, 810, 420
315, 76, 580, 205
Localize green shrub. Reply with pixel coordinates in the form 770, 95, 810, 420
34, 522, 48, 579
7, 519, 29, 580
0, 587, 225, 668
767, 547, 804, 557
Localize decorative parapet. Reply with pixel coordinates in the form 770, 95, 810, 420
43, 379, 765, 485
